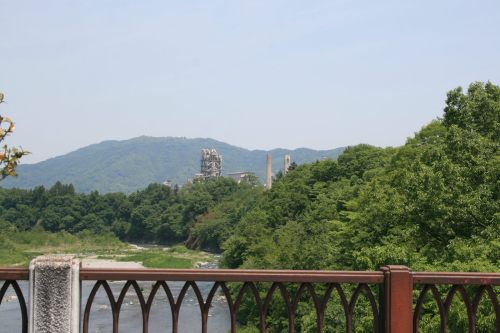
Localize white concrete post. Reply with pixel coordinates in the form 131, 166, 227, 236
29, 255, 80, 333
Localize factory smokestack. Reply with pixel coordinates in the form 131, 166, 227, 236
266, 153, 273, 189
284, 154, 291, 175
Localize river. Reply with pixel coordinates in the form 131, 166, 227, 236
0, 262, 232, 333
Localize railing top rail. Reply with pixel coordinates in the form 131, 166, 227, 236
0, 268, 29, 280
79, 268, 385, 283
413, 271, 500, 285
2, 267, 499, 285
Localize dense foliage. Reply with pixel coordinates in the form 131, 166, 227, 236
191, 82, 498, 276
192, 82, 500, 332
1, 136, 344, 193
0, 177, 260, 245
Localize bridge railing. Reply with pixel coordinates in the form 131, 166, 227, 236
81, 268, 386, 333
0, 268, 29, 333
412, 272, 500, 333
1, 265, 499, 332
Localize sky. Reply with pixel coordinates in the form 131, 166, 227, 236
1, 1, 499, 163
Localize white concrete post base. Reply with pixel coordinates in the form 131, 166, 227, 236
29, 255, 80, 333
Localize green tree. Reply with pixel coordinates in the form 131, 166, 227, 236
443, 81, 500, 140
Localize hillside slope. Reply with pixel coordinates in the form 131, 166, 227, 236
2, 136, 344, 193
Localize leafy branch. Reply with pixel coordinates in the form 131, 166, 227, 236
0, 92, 29, 180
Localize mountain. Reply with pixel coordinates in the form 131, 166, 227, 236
1, 136, 345, 193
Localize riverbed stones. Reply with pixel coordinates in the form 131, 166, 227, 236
29, 255, 80, 333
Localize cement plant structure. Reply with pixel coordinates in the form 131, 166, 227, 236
200, 149, 222, 179
195, 149, 290, 188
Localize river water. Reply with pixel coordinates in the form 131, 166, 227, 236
0, 262, 232, 333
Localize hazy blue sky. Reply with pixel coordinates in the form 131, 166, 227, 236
1, 0, 499, 163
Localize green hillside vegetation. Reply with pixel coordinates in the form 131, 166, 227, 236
214, 83, 498, 266
190, 82, 500, 332
188, 83, 498, 277
0, 177, 253, 267
0, 227, 125, 266
0, 177, 259, 244
1, 137, 344, 193
0, 225, 210, 268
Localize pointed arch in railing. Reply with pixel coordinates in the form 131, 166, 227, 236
413, 284, 447, 332
347, 283, 380, 333
0, 280, 28, 333
234, 281, 265, 332
471, 285, 500, 331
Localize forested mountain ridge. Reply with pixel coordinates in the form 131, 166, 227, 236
0, 137, 345, 193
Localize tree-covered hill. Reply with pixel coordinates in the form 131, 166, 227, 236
189, 81, 499, 332
215, 82, 499, 274
0, 137, 344, 193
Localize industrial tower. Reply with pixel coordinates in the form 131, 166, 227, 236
266, 153, 272, 189
200, 149, 222, 179
284, 154, 291, 175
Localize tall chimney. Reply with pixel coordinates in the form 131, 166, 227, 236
266, 153, 273, 189
284, 154, 291, 175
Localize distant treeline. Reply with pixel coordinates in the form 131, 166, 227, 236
0, 176, 261, 245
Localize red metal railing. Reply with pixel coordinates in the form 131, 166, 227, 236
0, 268, 29, 333
1, 266, 499, 332
412, 272, 500, 333
81, 268, 385, 333
80, 266, 500, 333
